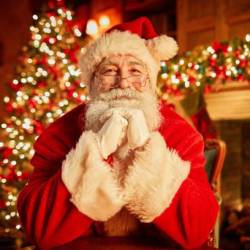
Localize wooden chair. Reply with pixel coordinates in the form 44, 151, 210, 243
204, 139, 226, 248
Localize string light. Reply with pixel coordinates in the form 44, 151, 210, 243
5, 215, 11, 220
32, 14, 38, 20
207, 46, 215, 54
1, 179, 7, 184
16, 171, 22, 177
4, 96, 10, 103
245, 34, 250, 42
179, 59, 185, 65
159, 36, 250, 95
161, 73, 168, 79
73, 27, 82, 37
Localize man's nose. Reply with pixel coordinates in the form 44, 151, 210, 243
119, 77, 130, 89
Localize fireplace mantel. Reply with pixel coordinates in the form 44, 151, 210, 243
205, 82, 250, 121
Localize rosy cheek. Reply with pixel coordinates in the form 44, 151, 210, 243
99, 82, 113, 91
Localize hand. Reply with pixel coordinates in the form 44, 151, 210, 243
97, 112, 128, 159
100, 108, 150, 149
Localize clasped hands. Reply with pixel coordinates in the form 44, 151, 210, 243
97, 107, 150, 159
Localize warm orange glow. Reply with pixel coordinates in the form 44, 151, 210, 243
86, 19, 98, 36
99, 15, 110, 28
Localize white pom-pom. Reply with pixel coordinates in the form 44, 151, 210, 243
145, 35, 178, 61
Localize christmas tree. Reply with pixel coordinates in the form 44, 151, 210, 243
0, 3, 88, 238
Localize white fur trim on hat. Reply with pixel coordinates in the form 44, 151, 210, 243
79, 30, 178, 90
124, 131, 190, 222
145, 35, 178, 61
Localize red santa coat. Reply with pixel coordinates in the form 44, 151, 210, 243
17, 103, 219, 249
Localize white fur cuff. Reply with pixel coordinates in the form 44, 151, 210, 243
124, 132, 190, 222
62, 131, 124, 221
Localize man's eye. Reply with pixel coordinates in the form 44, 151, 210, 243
130, 68, 142, 74
103, 69, 117, 75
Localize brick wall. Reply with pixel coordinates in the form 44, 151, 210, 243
215, 120, 250, 210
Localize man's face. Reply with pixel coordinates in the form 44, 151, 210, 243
85, 54, 161, 133
91, 54, 150, 97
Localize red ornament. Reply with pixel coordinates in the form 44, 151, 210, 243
37, 81, 47, 88
6, 169, 17, 182
212, 41, 220, 51
28, 99, 37, 109
33, 120, 44, 135
42, 35, 51, 43
68, 49, 78, 64
9, 81, 23, 91
18, 171, 30, 181
211, 41, 228, 53
188, 76, 196, 85
240, 59, 248, 68
48, 66, 61, 80
40, 55, 48, 65
235, 49, 242, 57
15, 107, 25, 115
204, 85, 212, 94
0, 147, 13, 159
209, 58, 217, 67
237, 74, 244, 81
216, 66, 226, 80
5, 103, 14, 112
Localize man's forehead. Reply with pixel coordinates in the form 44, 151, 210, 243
99, 54, 145, 67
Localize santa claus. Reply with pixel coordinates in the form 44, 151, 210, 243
17, 17, 219, 249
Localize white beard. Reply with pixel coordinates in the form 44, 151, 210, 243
84, 88, 162, 134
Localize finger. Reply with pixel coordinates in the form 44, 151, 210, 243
127, 114, 149, 149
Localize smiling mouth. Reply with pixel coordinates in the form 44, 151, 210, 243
113, 95, 131, 100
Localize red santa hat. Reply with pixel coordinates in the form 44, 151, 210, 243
79, 16, 178, 89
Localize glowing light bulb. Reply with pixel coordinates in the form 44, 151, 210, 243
32, 14, 38, 20
179, 59, 185, 65
160, 61, 166, 67
1, 179, 7, 184
194, 64, 200, 70
48, 58, 56, 65
245, 34, 250, 42
99, 15, 110, 28
3, 96, 10, 103
11, 160, 17, 166
207, 46, 215, 54
196, 81, 201, 86
8, 194, 14, 200
5, 215, 11, 220
161, 73, 168, 79
74, 27, 82, 37
17, 171, 22, 176
86, 19, 98, 36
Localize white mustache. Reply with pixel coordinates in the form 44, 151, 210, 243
96, 88, 143, 102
